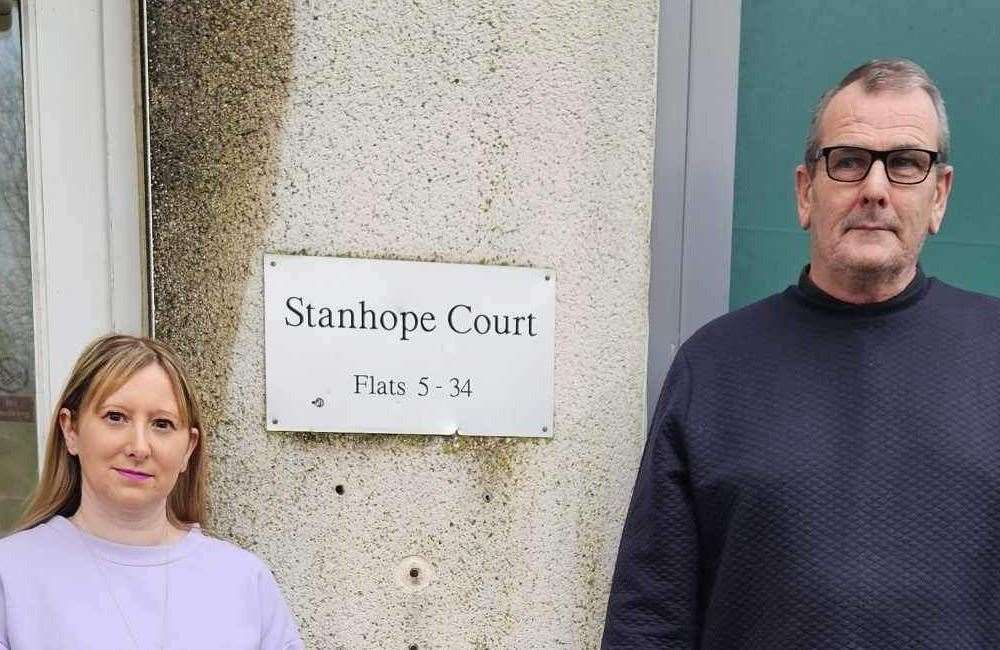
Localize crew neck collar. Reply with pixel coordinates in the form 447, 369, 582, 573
49, 515, 202, 566
790, 264, 930, 316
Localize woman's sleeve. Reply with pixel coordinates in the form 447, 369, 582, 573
256, 566, 305, 650
1, 572, 10, 650
601, 349, 701, 649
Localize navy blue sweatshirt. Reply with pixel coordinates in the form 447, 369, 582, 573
603, 269, 1000, 649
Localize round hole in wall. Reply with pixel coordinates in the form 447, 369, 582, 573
396, 556, 433, 592
335, 484, 344, 495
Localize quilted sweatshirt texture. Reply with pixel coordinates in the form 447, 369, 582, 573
603, 270, 1000, 649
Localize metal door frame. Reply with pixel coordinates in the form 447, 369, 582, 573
646, 0, 741, 422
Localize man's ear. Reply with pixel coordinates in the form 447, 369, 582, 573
928, 164, 953, 235
59, 407, 79, 456
795, 164, 814, 230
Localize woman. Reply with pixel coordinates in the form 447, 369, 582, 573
0, 335, 303, 649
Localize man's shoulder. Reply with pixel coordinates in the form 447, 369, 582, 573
928, 278, 1000, 312
920, 279, 1000, 339
682, 290, 790, 354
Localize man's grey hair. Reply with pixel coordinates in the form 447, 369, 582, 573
803, 58, 950, 170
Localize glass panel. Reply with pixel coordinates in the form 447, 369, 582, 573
0, 2, 37, 534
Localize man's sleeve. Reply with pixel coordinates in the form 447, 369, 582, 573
601, 349, 701, 649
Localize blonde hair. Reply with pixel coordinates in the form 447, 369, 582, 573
17, 334, 207, 531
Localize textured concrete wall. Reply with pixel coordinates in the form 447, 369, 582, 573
148, 1, 659, 647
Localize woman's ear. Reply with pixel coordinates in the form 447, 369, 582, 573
59, 407, 79, 456
182, 427, 199, 472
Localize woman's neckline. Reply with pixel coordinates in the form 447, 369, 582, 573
50, 514, 202, 566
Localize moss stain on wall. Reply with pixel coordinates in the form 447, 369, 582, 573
148, 0, 295, 443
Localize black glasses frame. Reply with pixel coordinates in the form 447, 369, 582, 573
817, 146, 940, 185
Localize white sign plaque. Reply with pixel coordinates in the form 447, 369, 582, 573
264, 254, 555, 437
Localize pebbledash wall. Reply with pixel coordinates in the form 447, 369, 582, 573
148, 2, 658, 647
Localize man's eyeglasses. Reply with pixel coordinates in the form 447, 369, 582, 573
816, 146, 939, 184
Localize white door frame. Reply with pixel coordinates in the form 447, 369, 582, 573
20, 0, 148, 461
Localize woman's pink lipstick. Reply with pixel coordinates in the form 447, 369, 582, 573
115, 468, 153, 481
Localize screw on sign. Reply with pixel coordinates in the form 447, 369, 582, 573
0, 356, 28, 393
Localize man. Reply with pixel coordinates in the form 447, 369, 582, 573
603, 59, 1000, 648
